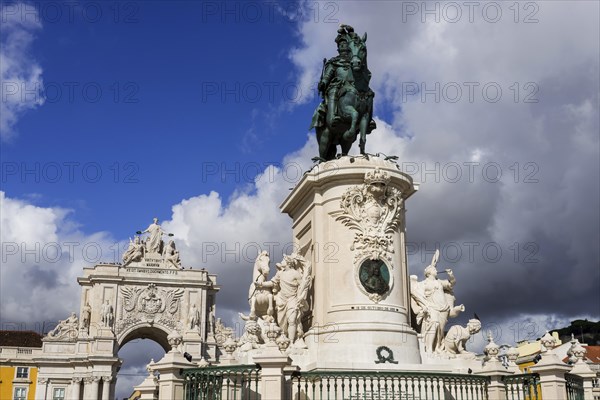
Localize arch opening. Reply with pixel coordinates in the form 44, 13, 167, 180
116, 336, 165, 399
118, 325, 171, 353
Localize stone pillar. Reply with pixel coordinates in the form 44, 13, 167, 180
70, 377, 82, 400
475, 333, 512, 400
152, 331, 191, 400
571, 366, 596, 400
530, 351, 571, 399
35, 378, 48, 400
109, 381, 116, 400
280, 157, 420, 369
569, 338, 597, 400
82, 377, 93, 400
90, 376, 101, 400
253, 344, 292, 400
476, 359, 512, 399
135, 371, 159, 400
101, 376, 111, 400
570, 359, 596, 399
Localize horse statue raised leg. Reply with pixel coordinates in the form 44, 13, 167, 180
311, 26, 375, 162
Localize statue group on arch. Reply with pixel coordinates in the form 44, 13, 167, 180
122, 217, 182, 269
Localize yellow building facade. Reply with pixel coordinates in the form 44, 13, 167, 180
0, 331, 43, 400
0, 363, 39, 400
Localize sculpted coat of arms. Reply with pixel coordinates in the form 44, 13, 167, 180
336, 168, 404, 302
116, 283, 184, 332
336, 168, 404, 262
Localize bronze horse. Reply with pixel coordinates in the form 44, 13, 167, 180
310, 31, 375, 161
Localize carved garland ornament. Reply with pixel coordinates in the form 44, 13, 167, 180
374, 346, 399, 364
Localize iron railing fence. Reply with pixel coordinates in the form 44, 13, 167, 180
565, 373, 585, 400
183, 364, 261, 400
501, 373, 541, 400
288, 370, 490, 400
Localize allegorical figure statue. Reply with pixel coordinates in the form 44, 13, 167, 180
208, 304, 216, 334
410, 250, 465, 353
142, 217, 165, 254
188, 304, 199, 330
48, 312, 79, 340
310, 24, 376, 161
122, 236, 144, 266
257, 252, 313, 347
101, 300, 114, 328
444, 319, 482, 355
241, 251, 275, 321
80, 303, 91, 332
163, 240, 182, 269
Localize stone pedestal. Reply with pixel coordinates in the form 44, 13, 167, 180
253, 344, 292, 399
529, 351, 572, 400
280, 157, 421, 369
134, 373, 158, 400
571, 360, 597, 400
152, 349, 191, 400
475, 358, 513, 400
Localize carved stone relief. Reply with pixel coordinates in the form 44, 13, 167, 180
116, 283, 184, 334
336, 168, 404, 263
45, 312, 79, 341
355, 258, 393, 303
336, 168, 403, 302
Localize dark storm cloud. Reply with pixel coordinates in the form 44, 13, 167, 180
23, 265, 63, 289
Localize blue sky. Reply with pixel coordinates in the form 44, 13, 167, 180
2, 1, 324, 236
1, 0, 599, 396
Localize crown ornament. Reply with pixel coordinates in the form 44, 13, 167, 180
364, 168, 390, 186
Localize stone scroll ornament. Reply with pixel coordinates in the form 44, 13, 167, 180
336, 168, 403, 302
336, 168, 404, 262
116, 283, 184, 333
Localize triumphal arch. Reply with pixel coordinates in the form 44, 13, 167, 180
33, 219, 218, 400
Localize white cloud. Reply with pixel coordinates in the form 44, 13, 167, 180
0, 1, 597, 360
285, 1, 599, 320
161, 135, 318, 322
0, 2, 45, 141
0, 191, 117, 325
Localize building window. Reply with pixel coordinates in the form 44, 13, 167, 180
15, 366, 29, 379
53, 387, 66, 400
13, 387, 27, 400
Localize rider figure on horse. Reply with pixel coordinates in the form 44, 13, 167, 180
319, 27, 354, 128
311, 24, 376, 160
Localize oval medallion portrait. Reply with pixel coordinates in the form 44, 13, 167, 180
359, 259, 390, 295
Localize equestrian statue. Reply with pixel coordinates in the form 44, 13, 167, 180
310, 24, 376, 161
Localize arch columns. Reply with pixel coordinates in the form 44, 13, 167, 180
101, 376, 112, 400
90, 376, 101, 400
70, 377, 82, 400
82, 377, 94, 399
